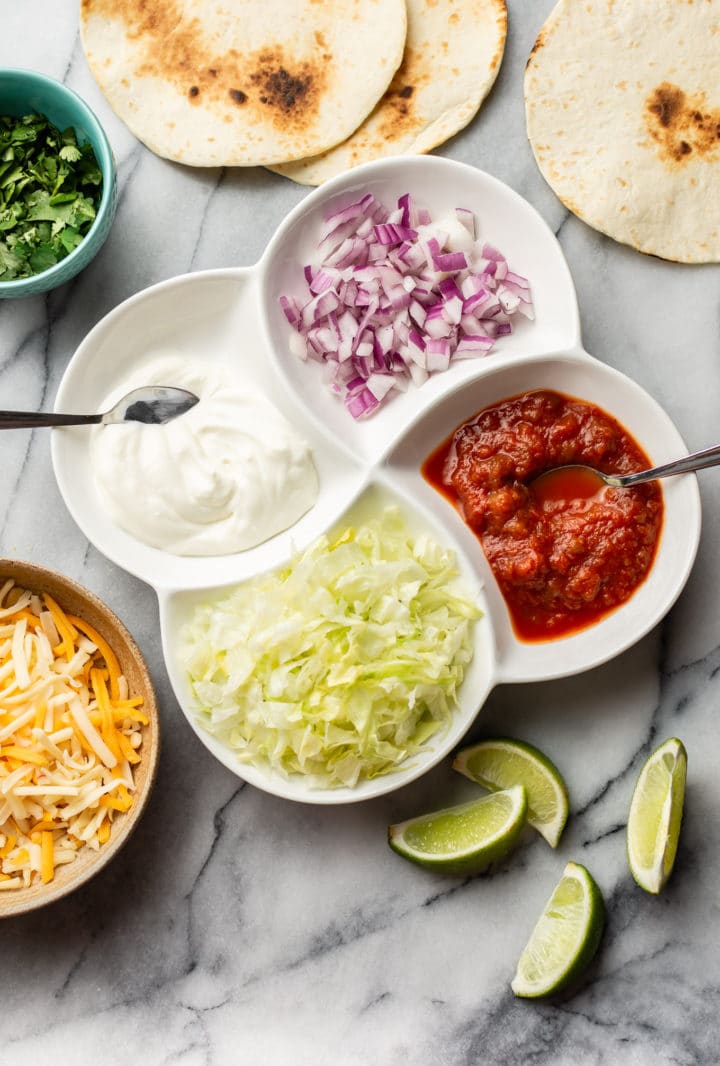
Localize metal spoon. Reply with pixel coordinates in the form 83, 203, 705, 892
535, 441, 720, 493
0, 386, 200, 430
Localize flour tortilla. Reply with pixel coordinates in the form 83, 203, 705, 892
80, 0, 407, 167
525, 0, 720, 263
270, 0, 507, 185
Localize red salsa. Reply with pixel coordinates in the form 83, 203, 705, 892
422, 389, 663, 641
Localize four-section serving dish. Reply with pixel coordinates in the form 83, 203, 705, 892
51, 156, 701, 804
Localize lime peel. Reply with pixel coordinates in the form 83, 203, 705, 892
627, 737, 687, 895
511, 861, 605, 998
388, 785, 527, 874
453, 736, 569, 847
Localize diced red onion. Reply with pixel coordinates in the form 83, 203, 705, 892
498, 286, 521, 314
455, 208, 476, 237
408, 362, 429, 388
463, 289, 491, 313
374, 223, 418, 246
280, 295, 300, 325
346, 388, 379, 419
309, 269, 336, 295
319, 193, 374, 240
456, 334, 495, 356
505, 270, 531, 290
280, 193, 533, 418
425, 314, 453, 340
409, 300, 427, 328
366, 373, 396, 401
438, 278, 463, 301
443, 296, 463, 326
481, 242, 504, 261
433, 251, 468, 273
398, 193, 412, 227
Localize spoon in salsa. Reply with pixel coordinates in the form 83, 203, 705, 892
0, 386, 200, 430
533, 441, 720, 502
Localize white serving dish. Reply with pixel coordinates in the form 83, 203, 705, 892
51, 156, 701, 804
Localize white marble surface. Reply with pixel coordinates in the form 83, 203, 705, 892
2, 3, 720, 1063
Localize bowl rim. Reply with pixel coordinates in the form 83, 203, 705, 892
0, 557, 160, 917
0, 67, 115, 295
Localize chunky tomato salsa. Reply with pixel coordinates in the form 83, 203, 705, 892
422, 389, 663, 641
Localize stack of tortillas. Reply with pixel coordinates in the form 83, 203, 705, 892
525, 0, 720, 263
80, 0, 507, 182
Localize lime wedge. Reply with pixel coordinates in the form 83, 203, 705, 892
627, 737, 687, 895
511, 861, 605, 998
453, 737, 569, 848
388, 785, 527, 874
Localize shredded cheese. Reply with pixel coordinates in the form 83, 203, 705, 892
0, 581, 145, 889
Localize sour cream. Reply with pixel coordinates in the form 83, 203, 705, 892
90, 354, 319, 556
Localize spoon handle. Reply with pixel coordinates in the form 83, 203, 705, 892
620, 442, 720, 486
0, 411, 102, 429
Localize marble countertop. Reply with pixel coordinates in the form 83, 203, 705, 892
3, 3, 720, 1063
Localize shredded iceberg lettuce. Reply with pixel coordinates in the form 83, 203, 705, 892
182, 507, 481, 788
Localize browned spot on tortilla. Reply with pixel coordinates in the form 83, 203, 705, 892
558, 192, 581, 217
526, 26, 547, 69
488, 2, 507, 73
248, 51, 321, 119
376, 46, 430, 140
649, 83, 684, 128
314, 30, 327, 49
81, 0, 326, 131
645, 81, 720, 166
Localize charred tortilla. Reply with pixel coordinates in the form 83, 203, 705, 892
270, 0, 507, 185
525, 0, 720, 263
80, 0, 407, 167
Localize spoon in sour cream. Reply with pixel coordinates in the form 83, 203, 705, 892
0, 386, 200, 430
533, 440, 720, 503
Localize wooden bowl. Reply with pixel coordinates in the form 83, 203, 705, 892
0, 559, 159, 917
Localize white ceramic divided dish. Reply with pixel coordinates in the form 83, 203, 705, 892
51, 156, 701, 804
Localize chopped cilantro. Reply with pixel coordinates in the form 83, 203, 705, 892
0, 113, 103, 281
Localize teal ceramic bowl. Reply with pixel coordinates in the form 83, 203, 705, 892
0, 68, 117, 299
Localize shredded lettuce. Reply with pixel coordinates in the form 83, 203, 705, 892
182, 507, 481, 788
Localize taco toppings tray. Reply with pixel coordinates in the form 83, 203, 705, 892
51, 156, 701, 804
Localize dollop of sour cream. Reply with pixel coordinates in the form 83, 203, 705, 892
90, 354, 319, 556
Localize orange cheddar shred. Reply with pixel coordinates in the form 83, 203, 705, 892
0, 581, 146, 892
